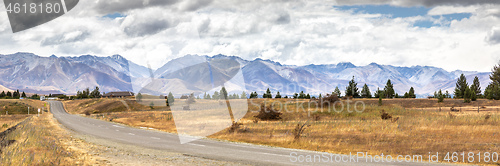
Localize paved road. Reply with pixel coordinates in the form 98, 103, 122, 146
49, 101, 454, 166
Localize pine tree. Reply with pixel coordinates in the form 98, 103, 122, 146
220, 87, 228, 100
445, 90, 451, 98
306, 94, 311, 99
6, 91, 12, 98
345, 76, 359, 97
293, 93, 298, 99
437, 89, 444, 103
318, 94, 322, 98
374, 88, 384, 98
275, 91, 282, 98
454, 74, 468, 98
334, 86, 341, 97
136, 93, 143, 102
90, 86, 101, 98
21, 91, 26, 98
167, 92, 175, 106
464, 86, 472, 103
408, 87, 416, 98
0, 91, 5, 98
298, 91, 306, 99
361, 84, 372, 98
470, 76, 481, 97
213, 91, 220, 100
384, 79, 395, 98
263, 88, 272, 98
249, 92, 258, 99
403, 92, 409, 98
241, 91, 247, 99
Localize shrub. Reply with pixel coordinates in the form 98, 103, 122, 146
228, 122, 243, 133
380, 110, 392, 120
293, 121, 310, 140
254, 104, 282, 120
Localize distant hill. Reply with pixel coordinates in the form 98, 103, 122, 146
0, 52, 491, 97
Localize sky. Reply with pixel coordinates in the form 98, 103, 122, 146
0, 0, 500, 72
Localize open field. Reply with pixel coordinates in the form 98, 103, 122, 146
0, 110, 104, 165
0, 99, 47, 115
66, 98, 500, 165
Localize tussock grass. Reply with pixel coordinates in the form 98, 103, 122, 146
73, 98, 500, 164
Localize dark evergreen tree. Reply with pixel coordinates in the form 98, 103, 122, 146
408, 87, 416, 98
90, 86, 101, 98
6, 91, 12, 98
384, 79, 395, 98
220, 87, 228, 100
437, 89, 444, 103
464, 86, 472, 103
298, 91, 306, 99
334, 86, 341, 97
21, 91, 26, 98
345, 76, 359, 97
454, 74, 468, 98
275, 91, 282, 98
361, 84, 372, 98
470, 76, 481, 97
263, 88, 272, 98
306, 94, 311, 99
0, 91, 5, 98
293, 93, 298, 99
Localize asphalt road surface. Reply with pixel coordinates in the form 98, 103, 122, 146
49, 101, 455, 166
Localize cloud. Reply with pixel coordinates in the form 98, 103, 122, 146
428, 6, 479, 15
94, 0, 179, 14
1, 0, 500, 73
486, 27, 500, 44
334, 0, 500, 7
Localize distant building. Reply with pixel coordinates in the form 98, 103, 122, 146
40, 96, 46, 101
102, 92, 134, 98
51, 94, 65, 97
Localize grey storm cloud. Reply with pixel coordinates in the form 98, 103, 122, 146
180, 0, 214, 11
94, 0, 178, 14
275, 13, 291, 24
335, 0, 500, 7
123, 19, 170, 37
486, 28, 500, 45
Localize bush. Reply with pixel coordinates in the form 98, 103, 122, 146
228, 122, 243, 133
380, 110, 392, 120
254, 104, 282, 120
293, 121, 310, 140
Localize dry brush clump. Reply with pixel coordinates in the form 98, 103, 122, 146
254, 104, 282, 120
293, 121, 310, 140
311, 94, 340, 107
380, 110, 392, 120
228, 121, 243, 133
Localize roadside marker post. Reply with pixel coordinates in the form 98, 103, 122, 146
38, 108, 40, 117
28, 107, 29, 115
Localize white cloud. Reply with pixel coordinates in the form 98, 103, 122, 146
0, 0, 500, 73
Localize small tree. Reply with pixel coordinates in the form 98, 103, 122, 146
298, 91, 306, 99
21, 91, 26, 98
454, 74, 468, 98
241, 91, 247, 99
167, 92, 175, 106
361, 84, 372, 98
136, 93, 143, 102
90, 86, 101, 98
470, 76, 481, 97
437, 89, 444, 103
305, 94, 311, 99
0, 91, 5, 98
220, 87, 228, 100
345, 76, 359, 97
408, 87, 416, 98
275, 91, 282, 98
384, 79, 395, 98
464, 86, 472, 103
334, 86, 341, 97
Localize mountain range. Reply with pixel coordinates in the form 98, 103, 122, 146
0, 52, 491, 98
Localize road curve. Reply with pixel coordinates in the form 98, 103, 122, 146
49, 101, 453, 166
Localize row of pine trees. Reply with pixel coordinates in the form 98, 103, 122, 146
0, 90, 29, 99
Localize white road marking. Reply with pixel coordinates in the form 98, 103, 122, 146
151, 137, 161, 140
116, 130, 119, 132
113, 125, 124, 128
187, 143, 206, 147
128, 133, 135, 135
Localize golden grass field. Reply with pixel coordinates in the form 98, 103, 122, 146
0, 99, 102, 165
66, 98, 500, 165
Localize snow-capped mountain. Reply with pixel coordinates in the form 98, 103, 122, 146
0, 52, 491, 97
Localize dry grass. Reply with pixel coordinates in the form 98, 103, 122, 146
0, 115, 30, 132
69, 98, 500, 165
63, 98, 156, 115
0, 99, 102, 165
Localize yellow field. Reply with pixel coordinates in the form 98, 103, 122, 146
67, 98, 500, 165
